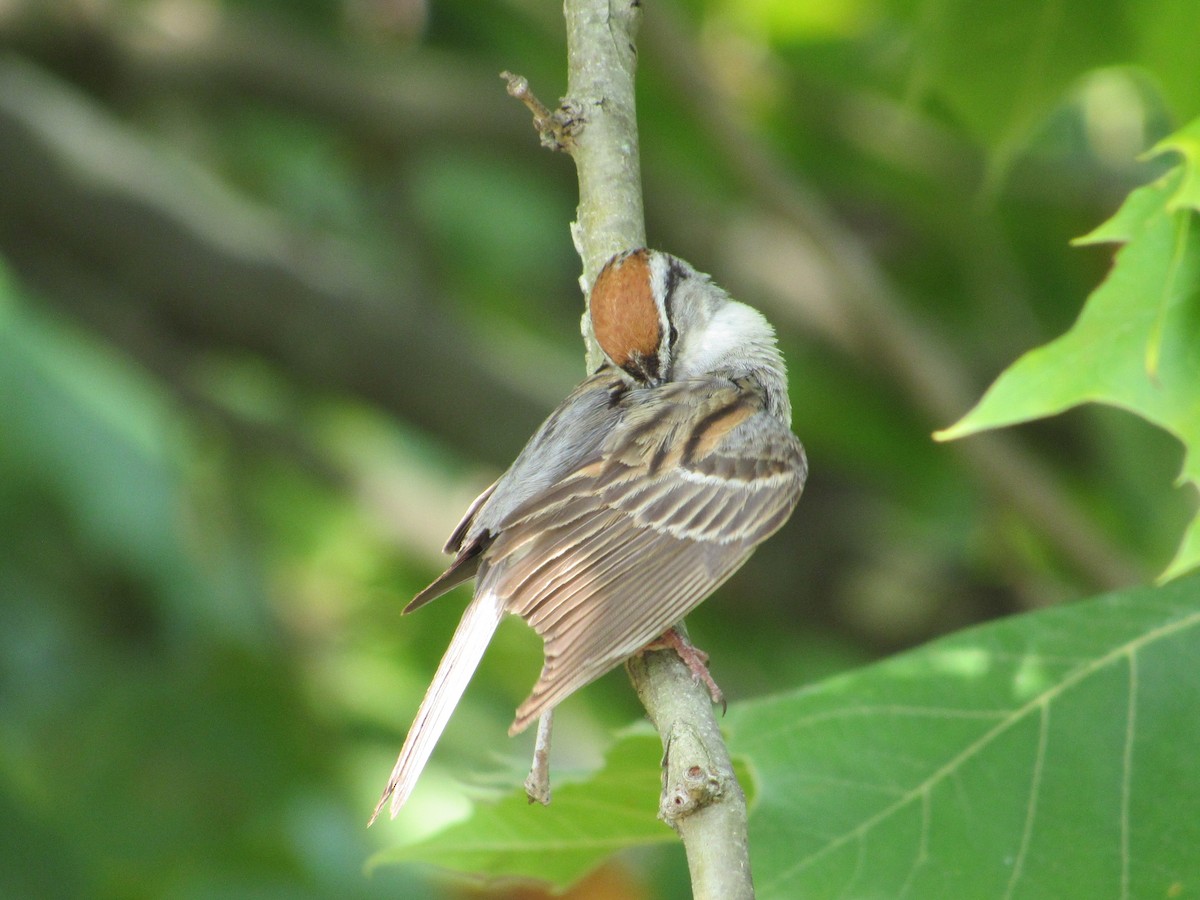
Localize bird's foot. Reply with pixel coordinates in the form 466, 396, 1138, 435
641, 627, 725, 713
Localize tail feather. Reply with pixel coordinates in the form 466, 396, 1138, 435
369, 591, 506, 824
403, 550, 481, 614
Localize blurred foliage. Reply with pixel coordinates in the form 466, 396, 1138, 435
0, 0, 1197, 898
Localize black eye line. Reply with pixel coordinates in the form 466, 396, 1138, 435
663, 257, 686, 303
663, 257, 686, 359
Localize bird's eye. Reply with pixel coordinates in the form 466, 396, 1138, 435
668, 324, 679, 347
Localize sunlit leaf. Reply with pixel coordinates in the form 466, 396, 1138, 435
728, 573, 1200, 898
937, 119, 1200, 579
370, 733, 679, 889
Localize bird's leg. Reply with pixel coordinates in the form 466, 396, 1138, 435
641, 627, 726, 713
523, 710, 553, 805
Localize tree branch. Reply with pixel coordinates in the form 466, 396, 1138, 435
628, 629, 754, 900
563, 0, 647, 372
555, 2, 756, 896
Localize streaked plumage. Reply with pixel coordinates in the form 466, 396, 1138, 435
372, 249, 806, 822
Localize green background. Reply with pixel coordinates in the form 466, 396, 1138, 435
1, 0, 1197, 897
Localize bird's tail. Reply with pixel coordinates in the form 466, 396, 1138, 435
369, 590, 506, 823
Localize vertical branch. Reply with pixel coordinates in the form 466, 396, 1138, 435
563, 0, 646, 371
627, 640, 756, 900
564, 0, 645, 270
558, 2, 756, 897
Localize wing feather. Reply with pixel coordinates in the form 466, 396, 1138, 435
510, 534, 744, 731
478, 375, 806, 734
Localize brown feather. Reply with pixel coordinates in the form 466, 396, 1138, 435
474, 375, 806, 735
589, 250, 661, 374
375, 253, 808, 820
403, 545, 483, 614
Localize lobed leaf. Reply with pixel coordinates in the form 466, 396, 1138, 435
937, 119, 1200, 579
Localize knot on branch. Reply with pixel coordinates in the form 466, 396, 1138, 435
659, 721, 725, 828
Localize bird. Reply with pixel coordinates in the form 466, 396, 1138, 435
371, 248, 807, 822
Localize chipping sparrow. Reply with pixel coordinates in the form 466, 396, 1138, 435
372, 248, 807, 821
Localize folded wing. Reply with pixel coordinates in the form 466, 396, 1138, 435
481, 376, 807, 734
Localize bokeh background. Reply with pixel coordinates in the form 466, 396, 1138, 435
1, 0, 1194, 897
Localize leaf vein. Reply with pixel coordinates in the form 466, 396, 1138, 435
764, 608, 1200, 890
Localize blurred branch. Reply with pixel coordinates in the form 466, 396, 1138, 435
0, 2, 529, 152
642, 8, 1143, 591
0, 55, 546, 465
559, 2, 754, 897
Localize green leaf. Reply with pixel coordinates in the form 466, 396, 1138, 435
936, 120, 1200, 579
1151, 118, 1200, 214
369, 733, 680, 889
374, 578, 1200, 897
728, 572, 1200, 898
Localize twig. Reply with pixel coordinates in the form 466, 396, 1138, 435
508, 2, 758, 896
561, 0, 648, 372
500, 71, 581, 152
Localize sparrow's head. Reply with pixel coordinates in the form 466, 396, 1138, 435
588, 248, 666, 385
589, 249, 786, 396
